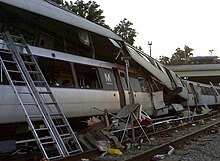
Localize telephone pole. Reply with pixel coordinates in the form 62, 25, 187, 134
148, 41, 152, 57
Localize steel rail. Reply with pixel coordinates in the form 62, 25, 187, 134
122, 119, 220, 161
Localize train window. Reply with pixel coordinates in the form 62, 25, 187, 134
7, 26, 35, 45
200, 86, 213, 95
216, 89, 220, 95
200, 86, 206, 95
186, 83, 194, 94
98, 68, 117, 90
74, 64, 101, 89
38, 57, 75, 87
138, 76, 150, 92
120, 72, 128, 90
129, 75, 142, 92
207, 87, 212, 95
38, 32, 54, 49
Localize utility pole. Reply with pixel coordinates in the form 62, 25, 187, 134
148, 41, 152, 57
209, 49, 214, 55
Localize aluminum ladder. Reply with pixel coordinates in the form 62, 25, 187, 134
0, 32, 83, 160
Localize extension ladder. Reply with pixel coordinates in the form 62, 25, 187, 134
0, 32, 83, 160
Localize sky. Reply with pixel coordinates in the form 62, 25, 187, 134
72, 0, 220, 59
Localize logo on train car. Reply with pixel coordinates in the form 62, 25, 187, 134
104, 73, 113, 85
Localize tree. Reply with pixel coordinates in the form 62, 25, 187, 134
113, 18, 138, 45
65, 0, 110, 29
159, 56, 170, 65
170, 45, 193, 64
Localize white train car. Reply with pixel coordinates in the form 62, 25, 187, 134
0, 0, 220, 129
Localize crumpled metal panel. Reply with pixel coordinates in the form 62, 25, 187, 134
152, 91, 165, 110
171, 103, 184, 112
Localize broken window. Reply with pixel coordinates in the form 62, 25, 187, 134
78, 29, 90, 47
129, 74, 142, 92
138, 76, 150, 92
38, 57, 75, 87
74, 64, 101, 89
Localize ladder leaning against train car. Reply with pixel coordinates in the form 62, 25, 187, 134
0, 31, 83, 160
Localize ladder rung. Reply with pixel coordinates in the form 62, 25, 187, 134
35, 127, 49, 131
3, 60, 16, 64
29, 115, 43, 118
50, 113, 62, 116
23, 61, 35, 65
60, 133, 71, 137
28, 70, 41, 74
39, 91, 52, 94
69, 149, 81, 154
19, 52, 29, 56
23, 103, 37, 106
39, 136, 52, 141
41, 141, 55, 145
44, 102, 57, 105
33, 81, 45, 84
12, 80, 26, 84
62, 136, 72, 140
8, 70, 21, 73
48, 155, 62, 160
17, 91, 31, 94
56, 124, 68, 128
0, 50, 11, 54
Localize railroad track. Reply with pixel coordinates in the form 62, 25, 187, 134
59, 111, 220, 161
122, 118, 220, 161
3, 111, 220, 161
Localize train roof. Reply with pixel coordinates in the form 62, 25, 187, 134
0, 0, 122, 41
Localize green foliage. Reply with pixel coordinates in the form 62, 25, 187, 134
113, 18, 138, 45
64, 0, 110, 29
169, 45, 193, 64
159, 56, 170, 65
50, 0, 138, 45
159, 45, 193, 65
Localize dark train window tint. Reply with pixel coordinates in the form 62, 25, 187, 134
0, 22, 4, 32
120, 72, 128, 90
75, 64, 101, 89
187, 83, 194, 94
7, 26, 35, 45
130, 76, 142, 92
138, 76, 149, 92
216, 89, 220, 95
38, 57, 74, 87
98, 68, 117, 90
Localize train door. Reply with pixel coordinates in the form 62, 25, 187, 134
113, 69, 130, 107
130, 74, 155, 115
189, 83, 199, 106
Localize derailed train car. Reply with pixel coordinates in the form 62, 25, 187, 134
0, 0, 219, 129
